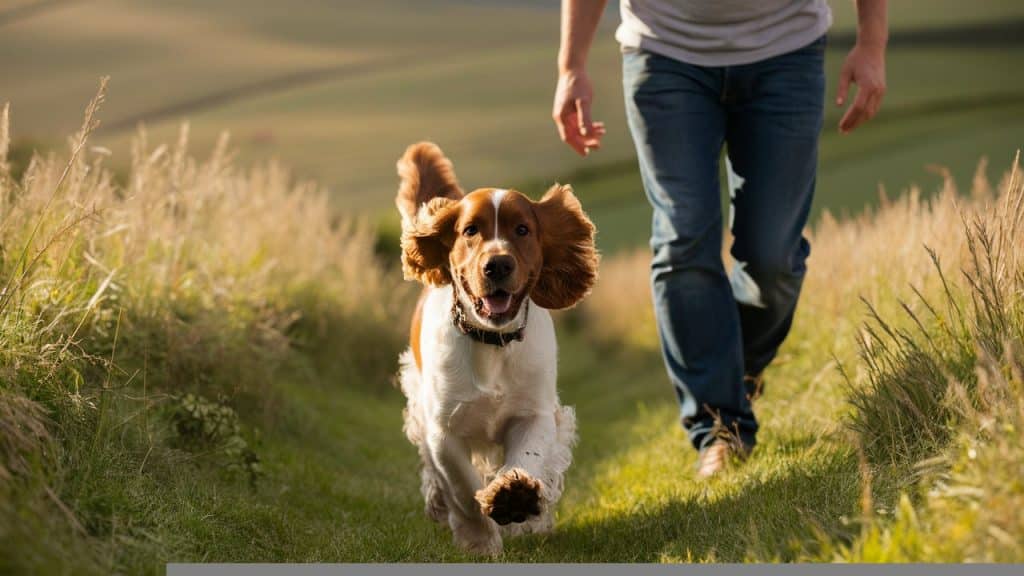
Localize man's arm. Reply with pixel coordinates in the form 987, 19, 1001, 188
553, 0, 608, 156
837, 0, 888, 133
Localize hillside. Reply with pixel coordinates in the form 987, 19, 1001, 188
1, 89, 1022, 570
1, 0, 1023, 226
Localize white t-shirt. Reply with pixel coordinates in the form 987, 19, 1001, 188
616, 0, 832, 67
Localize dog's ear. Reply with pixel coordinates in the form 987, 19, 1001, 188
396, 141, 464, 225
530, 184, 599, 309
401, 197, 461, 286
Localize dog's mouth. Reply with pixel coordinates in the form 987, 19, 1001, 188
479, 290, 514, 318
457, 274, 526, 324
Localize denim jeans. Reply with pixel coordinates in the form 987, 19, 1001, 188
622, 35, 826, 451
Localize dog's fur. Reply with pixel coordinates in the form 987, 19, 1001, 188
394, 142, 598, 555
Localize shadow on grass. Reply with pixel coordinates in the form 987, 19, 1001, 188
505, 437, 861, 562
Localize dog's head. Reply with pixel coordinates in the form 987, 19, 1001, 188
396, 142, 598, 329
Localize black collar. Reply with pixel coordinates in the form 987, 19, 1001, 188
451, 294, 529, 348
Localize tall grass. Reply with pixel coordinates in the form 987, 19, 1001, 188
579, 154, 1024, 561
3, 81, 1022, 566
846, 159, 1022, 467
832, 156, 1023, 561
0, 83, 407, 572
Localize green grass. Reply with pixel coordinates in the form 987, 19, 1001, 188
4, 91, 1024, 570
829, 0, 1024, 32
3, 0, 1023, 219
2, 92, 871, 566
88, 43, 1024, 222
557, 43, 1024, 254
3, 326, 865, 567
4, 2, 1024, 569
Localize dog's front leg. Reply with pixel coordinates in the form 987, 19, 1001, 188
476, 413, 554, 526
426, 427, 501, 556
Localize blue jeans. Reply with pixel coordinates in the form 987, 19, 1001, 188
622, 36, 826, 451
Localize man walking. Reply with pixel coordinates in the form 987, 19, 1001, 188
552, 0, 887, 477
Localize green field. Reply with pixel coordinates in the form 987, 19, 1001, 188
579, 45, 1024, 252
3, 96, 1022, 568
3, 1, 1024, 571
2, 0, 1023, 229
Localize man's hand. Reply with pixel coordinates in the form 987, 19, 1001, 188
553, 68, 606, 156
836, 43, 886, 133
837, 0, 888, 134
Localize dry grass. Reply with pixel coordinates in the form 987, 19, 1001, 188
0, 80, 404, 392
0, 82, 409, 571
3, 78, 1023, 566
582, 160, 1009, 349
579, 248, 656, 349
579, 153, 1024, 561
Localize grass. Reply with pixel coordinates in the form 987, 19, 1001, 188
86, 43, 1024, 221
553, 44, 1024, 253
0, 86, 410, 571
3, 80, 1024, 571
3, 1, 1023, 222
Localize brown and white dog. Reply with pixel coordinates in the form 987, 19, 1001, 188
394, 142, 598, 555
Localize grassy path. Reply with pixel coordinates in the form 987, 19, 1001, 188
155, 307, 863, 563
4, 74, 1021, 571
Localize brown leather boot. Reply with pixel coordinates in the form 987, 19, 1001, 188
696, 439, 750, 479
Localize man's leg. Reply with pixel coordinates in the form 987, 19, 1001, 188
725, 36, 827, 383
623, 49, 757, 452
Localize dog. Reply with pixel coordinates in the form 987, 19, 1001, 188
394, 142, 598, 555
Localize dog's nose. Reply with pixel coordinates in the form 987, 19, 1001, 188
483, 255, 515, 281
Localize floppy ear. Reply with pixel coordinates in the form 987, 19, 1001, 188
530, 184, 599, 309
395, 141, 464, 224
401, 197, 460, 286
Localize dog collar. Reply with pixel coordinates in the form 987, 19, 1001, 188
451, 294, 529, 348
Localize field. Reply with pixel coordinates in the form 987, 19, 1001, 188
2, 88, 1023, 569
2, 0, 1024, 572
2, 0, 1023, 225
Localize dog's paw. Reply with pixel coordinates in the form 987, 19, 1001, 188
451, 515, 503, 556
475, 468, 543, 525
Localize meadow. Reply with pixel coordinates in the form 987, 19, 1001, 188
2, 0, 1023, 223
1, 0, 1024, 571
2, 80, 1023, 570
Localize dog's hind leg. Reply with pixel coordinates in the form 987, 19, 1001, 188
419, 450, 449, 523
398, 350, 449, 523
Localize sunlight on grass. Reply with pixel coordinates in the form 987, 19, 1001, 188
2, 75, 1024, 568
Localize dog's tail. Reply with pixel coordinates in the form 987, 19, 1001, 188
395, 142, 464, 226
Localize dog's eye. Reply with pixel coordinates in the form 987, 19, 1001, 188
515, 224, 529, 237
463, 225, 478, 237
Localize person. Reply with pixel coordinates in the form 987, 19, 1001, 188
552, 0, 888, 477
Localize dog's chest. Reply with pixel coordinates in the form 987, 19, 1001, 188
469, 342, 516, 394
445, 344, 520, 440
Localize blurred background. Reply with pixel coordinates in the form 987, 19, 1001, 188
3, 0, 1023, 253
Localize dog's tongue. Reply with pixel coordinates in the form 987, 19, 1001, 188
482, 293, 512, 316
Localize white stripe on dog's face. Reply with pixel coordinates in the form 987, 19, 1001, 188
491, 189, 508, 240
